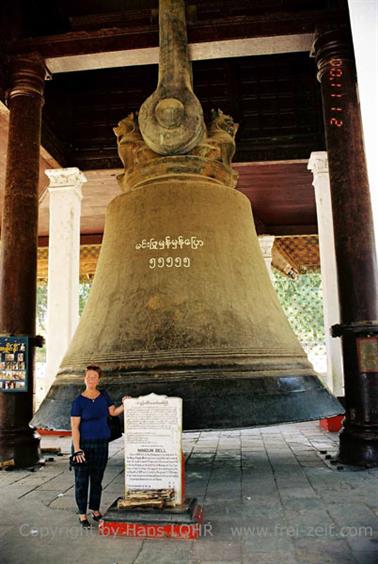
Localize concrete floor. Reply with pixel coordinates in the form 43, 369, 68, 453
1, 422, 378, 564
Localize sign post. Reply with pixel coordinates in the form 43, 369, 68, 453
123, 394, 183, 505
99, 393, 203, 539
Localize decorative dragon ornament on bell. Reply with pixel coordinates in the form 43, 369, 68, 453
32, 0, 342, 431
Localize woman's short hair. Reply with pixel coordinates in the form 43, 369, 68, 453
85, 364, 102, 377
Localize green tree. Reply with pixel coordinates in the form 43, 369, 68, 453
36, 280, 93, 361
272, 270, 325, 353
36, 282, 48, 361
79, 281, 92, 315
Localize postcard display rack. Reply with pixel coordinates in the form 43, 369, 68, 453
0, 336, 30, 392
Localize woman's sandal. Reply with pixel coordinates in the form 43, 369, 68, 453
79, 517, 91, 528
90, 511, 103, 522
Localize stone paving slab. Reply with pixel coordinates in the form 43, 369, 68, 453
1, 422, 378, 563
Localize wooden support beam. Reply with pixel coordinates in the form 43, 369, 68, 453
7, 9, 346, 74
268, 224, 318, 236
44, 35, 314, 74
313, 27, 378, 466
0, 53, 46, 467
38, 233, 104, 247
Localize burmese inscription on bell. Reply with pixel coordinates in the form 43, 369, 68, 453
124, 393, 183, 504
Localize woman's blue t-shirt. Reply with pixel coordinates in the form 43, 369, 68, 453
71, 389, 113, 440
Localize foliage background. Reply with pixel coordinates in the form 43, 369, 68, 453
272, 270, 326, 373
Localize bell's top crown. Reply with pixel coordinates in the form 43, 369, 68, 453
114, 110, 239, 191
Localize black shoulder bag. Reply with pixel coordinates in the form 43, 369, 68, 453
98, 388, 123, 442
108, 414, 122, 442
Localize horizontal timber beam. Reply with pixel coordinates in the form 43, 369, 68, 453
45, 35, 314, 74
38, 233, 104, 247
268, 225, 318, 236
7, 9, 346, 74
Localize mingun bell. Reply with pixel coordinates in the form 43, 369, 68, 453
32, 0, 342, 431
32, 116, 342, 431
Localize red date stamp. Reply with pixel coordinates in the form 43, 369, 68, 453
328, 58, 344, 128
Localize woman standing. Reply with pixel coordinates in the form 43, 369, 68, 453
70, 364, 127, 527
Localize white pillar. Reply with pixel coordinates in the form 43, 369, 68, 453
258, 235, 275, 282
44, 168, 86, 397
308, 152, 344, 396
347, 1, 378, 256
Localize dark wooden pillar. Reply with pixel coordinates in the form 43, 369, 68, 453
0, 53, 46, 467
313, 28, 378, 466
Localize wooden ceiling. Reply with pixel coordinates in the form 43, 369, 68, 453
41, 52, 325, 170
0, 0, 351, 238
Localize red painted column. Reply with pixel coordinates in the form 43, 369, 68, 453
0, 53, 47, 467
312, 28, 378, 466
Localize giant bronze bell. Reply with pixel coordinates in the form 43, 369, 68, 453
32, 0, 342, 431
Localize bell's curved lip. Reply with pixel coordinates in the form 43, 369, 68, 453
31, 372, 343, 432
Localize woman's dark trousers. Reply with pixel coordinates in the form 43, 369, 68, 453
74, 439, 109, 514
